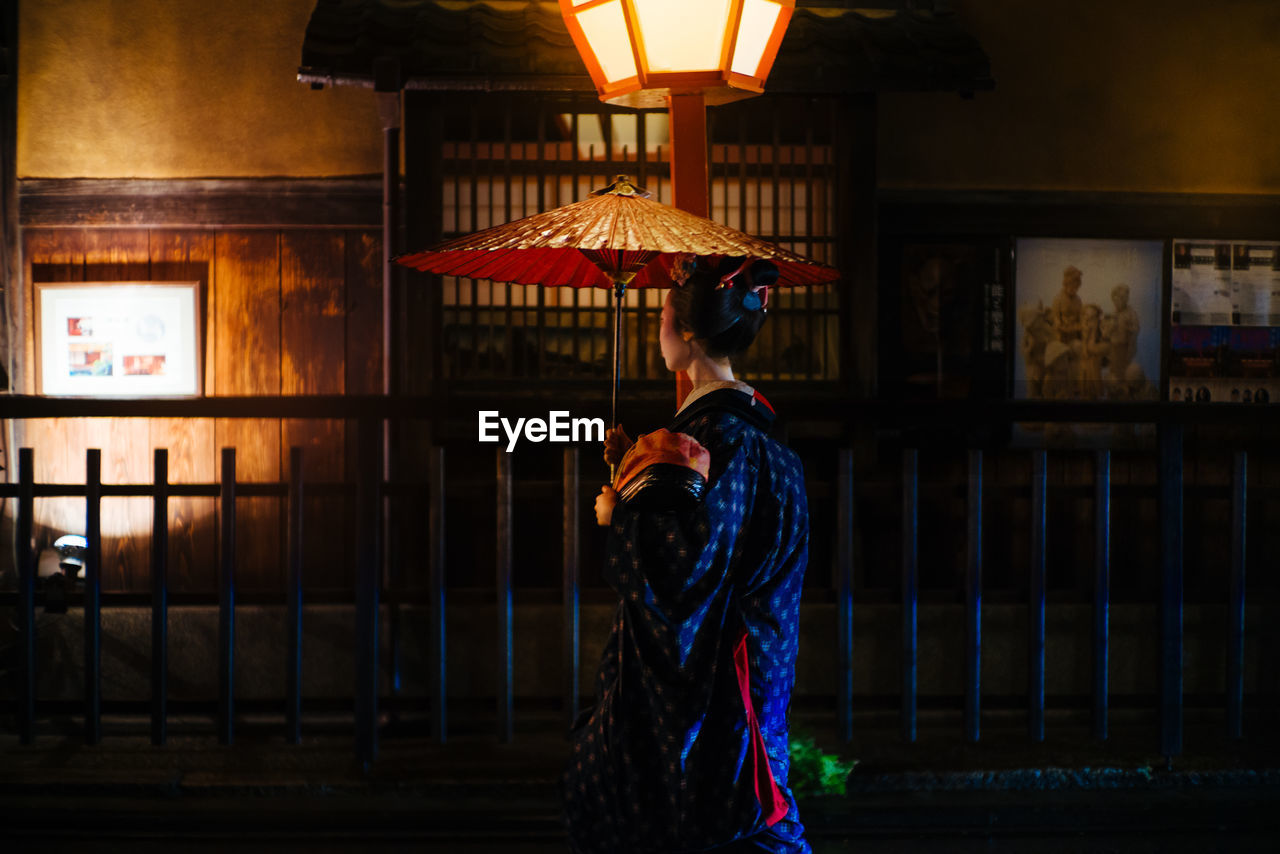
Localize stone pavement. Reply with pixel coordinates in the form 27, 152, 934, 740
2, 711, 1279, 852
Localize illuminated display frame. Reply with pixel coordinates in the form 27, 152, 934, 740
35, 280, 204, 397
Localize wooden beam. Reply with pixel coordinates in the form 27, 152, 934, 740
18, 179, 381, 228
881, 189, 1280, 239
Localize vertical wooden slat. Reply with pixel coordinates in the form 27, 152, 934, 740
502, 105, 514, 376
151, 448, 169, 746
563, 447, 581, 730
214, 231, 282, 591
901, 449, 919, 743
570, 113, 581, 378
966, 449, 983, 743
803, 117, 815, 379
1228, 451, 1247, 740
836, 448, 854, 743
282, 230, 346, 590
737, 110, 748, 233
637, 109, 649, 189
149, 229, 216, 596
83, 449, 102, 744
469, 103, 482, 374
769, 111, 781, 381
486, 137, 497, 376
380, 103, 402, 692
345, 229, 383, 590
286, 447, 304, 745
17, 448, 36, 744
1029, 450, 1047, 742
429, 446, 447, 743
450, 140, 465, 371
1094, 450, 1111, 741
403, 91, 445, 392
1159, 423, 1184, 759
496, 448, 514, 743
536, 100, 548, 377
219, 447, 236, 746
354, 418, 381, 768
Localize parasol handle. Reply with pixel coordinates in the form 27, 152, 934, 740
610, 277, 626, 481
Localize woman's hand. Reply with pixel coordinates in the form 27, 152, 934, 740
595, 485, 619, 527
603, 425, 634, 468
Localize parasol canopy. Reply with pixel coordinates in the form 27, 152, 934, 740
395, 176, 840, 288
396, 175, 840, 435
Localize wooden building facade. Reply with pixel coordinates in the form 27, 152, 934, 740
3, 1, 1280, 760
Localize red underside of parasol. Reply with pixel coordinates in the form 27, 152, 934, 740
395, 178, 840, 289
397, 247, 838, 289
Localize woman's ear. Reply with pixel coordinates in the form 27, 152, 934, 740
681, 330, 695, 344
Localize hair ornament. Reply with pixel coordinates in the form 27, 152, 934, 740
717, 256, 754, 289
714, 256, 772, 310
668, 253, 697, 287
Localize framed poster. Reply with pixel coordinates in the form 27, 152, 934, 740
35, 282, 203, 396
1172, 239, 1280, 327
1013, 238, 1163, 402
1229, 241, 1280, 326
1171, 239, 1233, 326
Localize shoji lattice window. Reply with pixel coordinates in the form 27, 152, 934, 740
435, 94, 840, 382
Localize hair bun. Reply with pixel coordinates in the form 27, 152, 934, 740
672, 256, 775, 358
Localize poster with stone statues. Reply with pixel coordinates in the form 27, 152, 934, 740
1014, 238, 1163, 403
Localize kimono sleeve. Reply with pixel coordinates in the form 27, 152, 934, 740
602, 485, 712, 614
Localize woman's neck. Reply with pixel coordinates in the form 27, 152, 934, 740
686, 354, 735, 385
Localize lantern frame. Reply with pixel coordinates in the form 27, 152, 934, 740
559, 0, 795, 108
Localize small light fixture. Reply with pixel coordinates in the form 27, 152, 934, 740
560, 0, 795, 108
37, 535, 88, 614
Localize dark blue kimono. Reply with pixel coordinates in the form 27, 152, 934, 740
564, 386, 811, 853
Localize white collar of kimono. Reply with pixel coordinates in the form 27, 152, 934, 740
676, 380, 756, 416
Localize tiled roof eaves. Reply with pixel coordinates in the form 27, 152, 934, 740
299, 1, 993, 95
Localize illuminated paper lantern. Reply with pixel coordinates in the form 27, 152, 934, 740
560, 0, 794, 108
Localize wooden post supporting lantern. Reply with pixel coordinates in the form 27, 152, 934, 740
559, 0, 795, 403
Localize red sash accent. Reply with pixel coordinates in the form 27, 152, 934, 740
734, 632, 789, 827
751, 389, 775, 414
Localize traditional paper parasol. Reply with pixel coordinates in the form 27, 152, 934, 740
396, 176, 839, 425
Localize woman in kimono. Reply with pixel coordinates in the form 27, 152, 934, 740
564, 256, 811, 853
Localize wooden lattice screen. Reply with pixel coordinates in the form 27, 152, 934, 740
428, 93, 842, 383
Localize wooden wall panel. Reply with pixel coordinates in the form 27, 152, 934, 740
281, 230, 346, 588
15, 225, 366, 594
213, 231, 282, 591
150, 229, 217, 593
22, 230, 87, 556
83, 229, 152, 591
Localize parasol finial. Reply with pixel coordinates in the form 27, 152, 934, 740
593, 175, 652, 199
